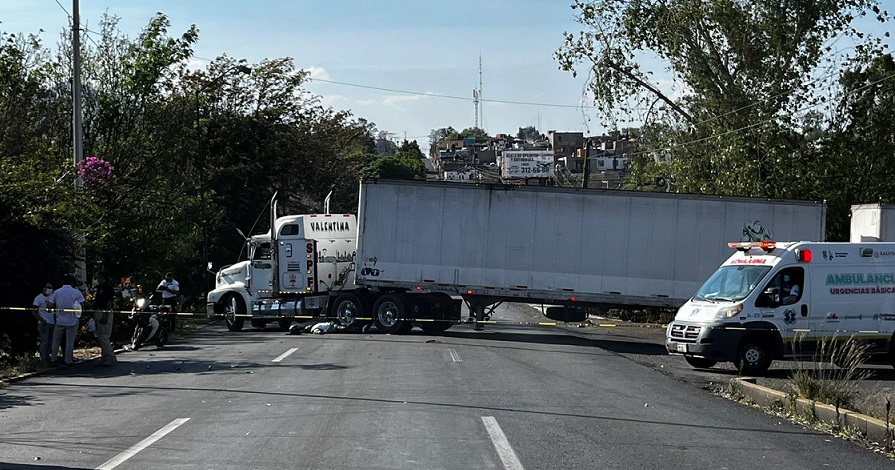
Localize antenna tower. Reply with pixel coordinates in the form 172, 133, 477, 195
473, 54, 483, 129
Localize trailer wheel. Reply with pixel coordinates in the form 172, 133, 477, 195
373, 294, 407, 334
333, 293, 365, 330
419, 321, 452, 334
734, 338, 772, 375
684, 356, 717, 369
225, 295, 245, 332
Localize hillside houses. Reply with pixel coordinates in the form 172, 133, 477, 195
428, 131, 633, 187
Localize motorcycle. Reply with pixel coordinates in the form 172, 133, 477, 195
130, 293, 170, 350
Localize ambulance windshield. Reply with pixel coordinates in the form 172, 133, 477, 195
693, 265, 771, 303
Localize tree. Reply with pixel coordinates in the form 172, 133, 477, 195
822, 53, 895, 240
459, 127, 488, 139
516, 126, 540, 141
429, 126, 459, 147
374, 130, 397, 156
556, 0, 890, 200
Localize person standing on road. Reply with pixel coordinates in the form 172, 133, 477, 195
48, 274, 85, 366
31, 282, 55, 366
91, 282, 117, 366
157, 272, 179, 331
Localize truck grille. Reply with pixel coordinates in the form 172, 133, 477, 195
670, 324, 701, 341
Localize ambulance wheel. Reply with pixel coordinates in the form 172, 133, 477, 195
372, 294, 407, 334
734, 339, 772, 375
333, 293, 364, 331
684, 356, 717, 369
225, 296, 245, 332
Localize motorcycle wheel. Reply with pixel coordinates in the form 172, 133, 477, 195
132, 325, 146, 350
155, 328, 169, 347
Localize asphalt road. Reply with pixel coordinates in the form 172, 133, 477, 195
1, 304, 893, 469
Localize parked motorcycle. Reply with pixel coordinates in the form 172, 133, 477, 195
130, 294, 170, 350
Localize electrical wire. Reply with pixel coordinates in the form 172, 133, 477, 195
308, 77, 600, 110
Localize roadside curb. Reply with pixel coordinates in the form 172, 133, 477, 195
731, 377, 895, 445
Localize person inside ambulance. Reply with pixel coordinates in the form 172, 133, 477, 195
780, 272, 802, 306
760, 269, 803, 307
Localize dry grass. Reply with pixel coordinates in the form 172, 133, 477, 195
789, 335, 873, 410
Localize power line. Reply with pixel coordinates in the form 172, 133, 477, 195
308, 77, 600, 110
625, 69, 895, 161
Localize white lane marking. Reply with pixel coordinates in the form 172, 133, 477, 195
449, 348, 462, 363
272, 347, 299, 363
96, 418, 190, 470
481, 417, 524, 470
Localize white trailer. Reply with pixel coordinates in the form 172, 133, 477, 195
207, 180, 826, 334
850, 203, 895, 242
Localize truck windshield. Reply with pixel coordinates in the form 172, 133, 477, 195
693, 265, 771, 303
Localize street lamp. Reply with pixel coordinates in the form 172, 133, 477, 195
196, 64, 251, 294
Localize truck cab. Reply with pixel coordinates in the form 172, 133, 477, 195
667, 241, 895, 374
207, 213, 358, 331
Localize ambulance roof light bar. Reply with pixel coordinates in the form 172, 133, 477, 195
728, 241, 776, 253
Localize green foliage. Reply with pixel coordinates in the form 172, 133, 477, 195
429, 126, 459, 146
516, 126, 541, 141
360, 153, 426, 181
558, 1, 892, 241
459, 127, 488, 139
0, 11, 380, 334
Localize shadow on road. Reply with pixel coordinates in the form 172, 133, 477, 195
440, 330, 669, 356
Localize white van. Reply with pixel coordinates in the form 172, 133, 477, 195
666, 241, 895, 374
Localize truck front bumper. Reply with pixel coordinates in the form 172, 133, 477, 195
665, 322, 744, 362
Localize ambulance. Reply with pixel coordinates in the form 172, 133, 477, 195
666, 241, 895, 374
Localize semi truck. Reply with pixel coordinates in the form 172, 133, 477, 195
206, 180, 827, 333
851, 203, 895, 242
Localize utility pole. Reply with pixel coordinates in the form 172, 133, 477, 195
72, 0, 86, 285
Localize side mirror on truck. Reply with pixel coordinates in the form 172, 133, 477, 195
544, 307, 588, 323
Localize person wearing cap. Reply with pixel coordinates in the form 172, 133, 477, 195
32, 282, 55, 366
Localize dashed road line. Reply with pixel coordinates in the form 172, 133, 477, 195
96, 418, 190, 470
272, 347, 299, 363
481, 416, 524, 470
449, 348, 462, 363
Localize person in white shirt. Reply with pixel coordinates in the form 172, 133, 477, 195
48, 274, 85, 366
31, 282, 55, 366
157, 272, 180, 331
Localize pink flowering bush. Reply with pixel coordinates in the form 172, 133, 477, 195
77, 156, 114, 185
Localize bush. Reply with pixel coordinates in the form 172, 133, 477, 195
789, 335, 872, 410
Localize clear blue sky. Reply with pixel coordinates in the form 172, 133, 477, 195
1, 1, 890, 143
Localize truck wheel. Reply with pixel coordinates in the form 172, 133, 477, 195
734, 339, 772, 375
419, 321, 452, 334
372, 294, 407, 334
333, 293, 364, 330
251, 319, 267, 329
225, 296, 245, 332
684, 356, 717, 369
